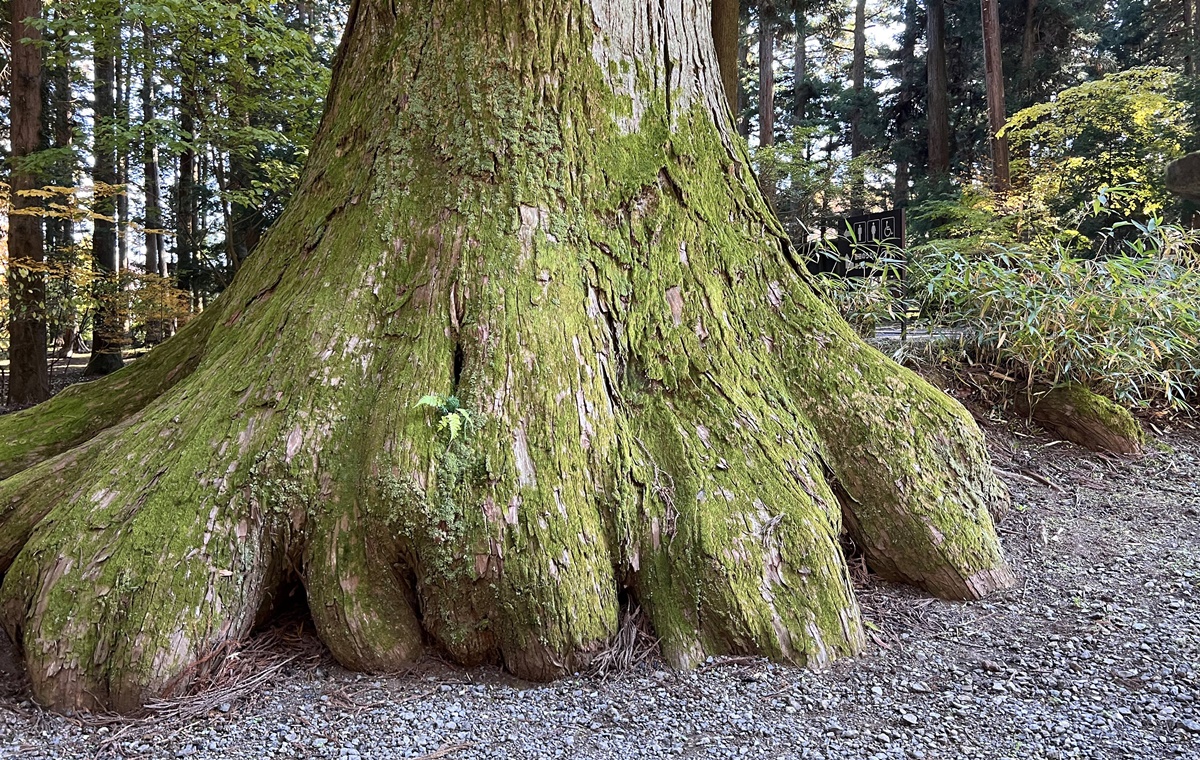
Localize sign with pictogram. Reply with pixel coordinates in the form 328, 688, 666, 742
841, 208, 905, 273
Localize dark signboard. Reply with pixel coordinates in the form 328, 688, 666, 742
806, 208, 906, 277
842, 208, 905, 274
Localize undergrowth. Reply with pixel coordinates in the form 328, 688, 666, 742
811, 201, 1200, 411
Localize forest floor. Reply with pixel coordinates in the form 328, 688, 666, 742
0, 362, 1198, 760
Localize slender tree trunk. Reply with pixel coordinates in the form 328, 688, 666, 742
793, 0, 807, 124
980, 0, 1010, 193
849, 0, 867, 211
712, 0, 741, 111
86, 5, 127, 376
0, 0, 1014, 714
926, 0, 951, 179
49, 18, 79, 357
213, 154, 243, 271
116, 31, 131, 273
1019, 0, 1040, 100
228, 125, 259, 270
177, 82, 199, 306
894, 0, 918, 206
1186, 0, 1196, 78
7, 0, 51, 405
757, 0, 776, 147
142, 22, 165, 279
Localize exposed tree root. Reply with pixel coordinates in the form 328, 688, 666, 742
0, 307, 216, 480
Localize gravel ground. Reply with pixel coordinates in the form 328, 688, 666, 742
1, 418, 1198, 760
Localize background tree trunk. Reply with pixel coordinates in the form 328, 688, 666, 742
7, 0, 51, 405
116, 29, 131, 273
1185, 0, 1196, 77
0, 0, 1014, 714
980, 0, 1010, 192
758, 0, 776, 147
142, 22, 165, 279
1019, 0, 1040, 99
712, 0, 741, 111
849, 0, 867, 211
926, 0, 951, 179
793, 0, 807, 124
85, 5, 127, 376
893, 0, 919, 206
177, 84, 199, 307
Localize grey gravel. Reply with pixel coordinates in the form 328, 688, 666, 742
1, 424, 1198, 760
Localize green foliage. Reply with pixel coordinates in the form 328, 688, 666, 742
813, 194, 1200, 409
752, 127, 891, 239
1002, 67, 1193, 226
415, 394, 479, 446
915, 227, 1200, 408
808, 241, 910, 334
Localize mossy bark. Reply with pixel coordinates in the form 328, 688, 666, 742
1016, 384, 1145, 455
0, 0, 1014, 713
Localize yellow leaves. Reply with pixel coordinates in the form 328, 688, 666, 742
2, 181, 153, 229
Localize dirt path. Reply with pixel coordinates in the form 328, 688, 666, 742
0, 417, 1197, 760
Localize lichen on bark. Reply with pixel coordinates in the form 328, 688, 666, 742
0, 0, 1014, 713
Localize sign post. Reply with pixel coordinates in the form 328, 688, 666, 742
841, 208, 906, 276
839, 208, 911, 340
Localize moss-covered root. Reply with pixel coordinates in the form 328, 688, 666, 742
0, 474, 278, 713
625, 389, 865, 670
0, 307, 216, 481
1016, 384, 1145, 455
303, 506, 424, 672
0, 424, 121, 572
782, 314, 1016, 601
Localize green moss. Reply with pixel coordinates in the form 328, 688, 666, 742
1043, 383, 1146, 444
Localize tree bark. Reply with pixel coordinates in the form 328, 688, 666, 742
1018, 0, 1040, 100
7, 0, 51, 405
85, 5, 127, 376
738, 30, 751, 137
177, 81, 199, 305
980, 0, 1010, 193
849, 0, 867, 211
142, 22, 165, 279
793, 0, 807, 124
894, 0, 918, 206
926, 0, 951, 179
1185, 0, 1196, 78
1014, 385, 1145, 455
116, 29, 131, 273
757, 0, 776, 147
0, 0, 1014, 714
47, 16, 79, 357
712, 0, 741, 112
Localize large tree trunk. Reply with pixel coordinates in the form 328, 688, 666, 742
8, 0, 51, 406
926, 0, 951, 179
0, 0, 1014, 714
85, 6, 127, 376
